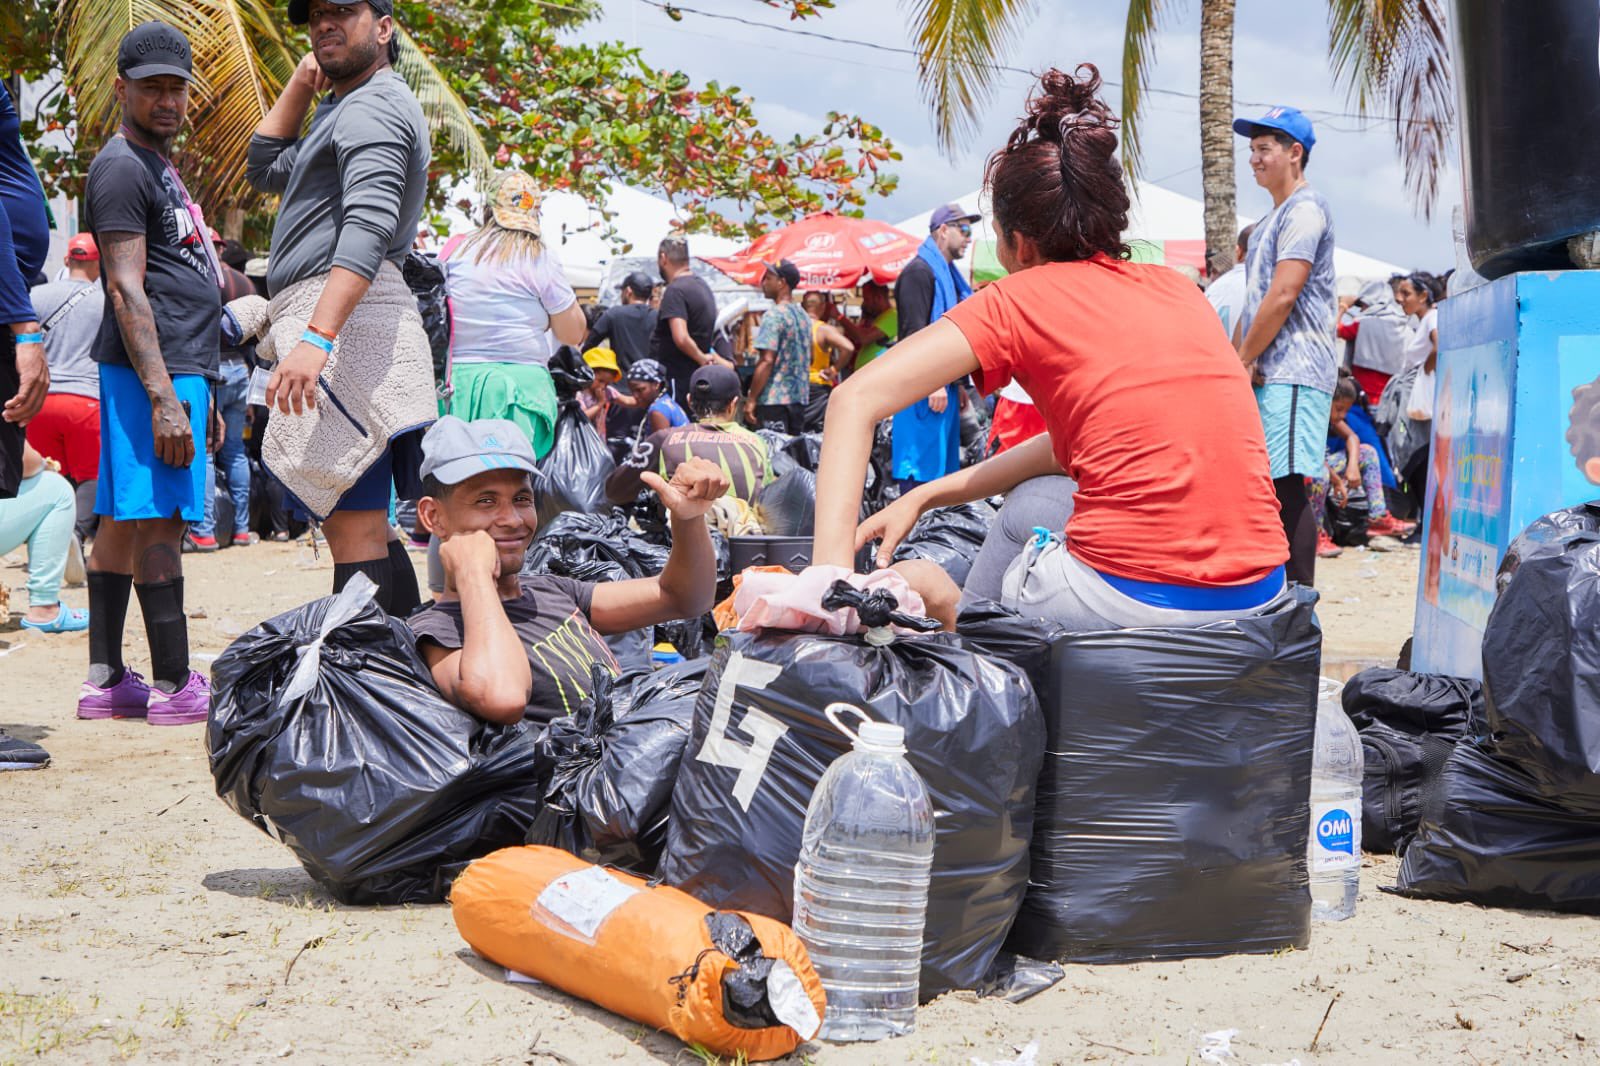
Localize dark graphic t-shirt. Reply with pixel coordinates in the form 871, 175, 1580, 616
650, 273, 718, 400
83, 136, 221, 379
406, 574, 618, 723
585, 302, 657, 369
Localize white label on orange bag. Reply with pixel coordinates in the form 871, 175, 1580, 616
535, 866, 640, 939
767, 960, 822, 1039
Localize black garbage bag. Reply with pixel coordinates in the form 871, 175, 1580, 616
1395, 736, 1600, 913
546, 343, 594, 398
523, 510, 670, 582
655, 615, 708, 661
1480, 507, 1600, 805
659, 583, 1045, 1000
1327, 493, 1371, 547
535, 400, 617, 527
891, 501, 998, 585
756, 430, 798, 480
781, 432, 823, 472
1341, 667, 1480, 854
212, 484, 237, 547
208, 575, 542, 904
1002, 587, 1321, 964
755, 468, 816, 536
527, 661, 705, 874
1494, 501, 1600, 595
401, 250, 450, 386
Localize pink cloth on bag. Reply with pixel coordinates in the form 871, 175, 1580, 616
733, 566, 928, 635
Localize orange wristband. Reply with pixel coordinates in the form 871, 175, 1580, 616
305, 322, 336, 341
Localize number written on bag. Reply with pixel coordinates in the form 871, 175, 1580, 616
697, 652, 789, 812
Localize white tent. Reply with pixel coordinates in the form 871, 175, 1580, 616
432, 183, 744, 290
896, 182, 1404, 283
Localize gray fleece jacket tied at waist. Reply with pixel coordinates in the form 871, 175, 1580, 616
228, 261, 436, 520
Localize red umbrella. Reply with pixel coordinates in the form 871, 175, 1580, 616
705, 212, 921, 291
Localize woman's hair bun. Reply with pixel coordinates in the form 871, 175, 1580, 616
987, 64, 1131, 265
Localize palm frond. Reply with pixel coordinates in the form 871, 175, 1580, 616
1119, 0, 1172, 184
395, 27, 491, 188
1325, 0, 1453, 216
902, 0, 1037, 155
61, 0, 292, 211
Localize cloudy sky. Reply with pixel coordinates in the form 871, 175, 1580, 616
571, 0, 1462, 271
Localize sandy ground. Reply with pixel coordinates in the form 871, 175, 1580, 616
3, 538, 1598, 1066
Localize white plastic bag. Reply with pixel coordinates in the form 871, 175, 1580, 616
1407, 368, 1436, 421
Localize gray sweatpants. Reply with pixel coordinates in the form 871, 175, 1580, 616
960, 475, 1077, 609
1000, 535, 1288, 632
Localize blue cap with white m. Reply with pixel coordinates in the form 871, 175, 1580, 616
420, 416, 539, 486
1232, 105, 1317, 158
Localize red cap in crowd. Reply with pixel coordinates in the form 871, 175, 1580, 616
66, 233, 99, 261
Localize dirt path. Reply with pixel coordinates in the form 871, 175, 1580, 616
3, 540, 1595, 1065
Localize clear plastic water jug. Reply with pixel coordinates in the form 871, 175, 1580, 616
1310, 678, 1363, 921
792, 704, 934, 1041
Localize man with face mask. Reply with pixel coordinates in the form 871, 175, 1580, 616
888, 203, 979, 491
78, 22, 224, 723
244, 0, 433, 616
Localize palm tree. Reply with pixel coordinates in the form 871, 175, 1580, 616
52, 0, 487, 225
904, 0, 1453, 269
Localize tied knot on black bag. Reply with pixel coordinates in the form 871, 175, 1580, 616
820, 580, 943, 634
547, 344, 596, 399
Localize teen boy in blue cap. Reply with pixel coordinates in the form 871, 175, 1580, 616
1232, 105, 1337, 587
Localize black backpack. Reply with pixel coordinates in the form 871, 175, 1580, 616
1342, 668, 1481, 855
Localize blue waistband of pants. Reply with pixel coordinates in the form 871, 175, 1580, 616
1098, 564, 1288, 611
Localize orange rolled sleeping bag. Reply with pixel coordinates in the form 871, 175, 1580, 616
450, 846, 827, 1061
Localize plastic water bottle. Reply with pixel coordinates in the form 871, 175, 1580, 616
1309, 678, 1364, 921
793, 704, 934, 1041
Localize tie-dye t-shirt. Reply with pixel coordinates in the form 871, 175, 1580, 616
408, 575, 618, 723
1241, 184, 1338, 392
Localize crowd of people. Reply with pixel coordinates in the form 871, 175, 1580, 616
0, 2, 1450, 772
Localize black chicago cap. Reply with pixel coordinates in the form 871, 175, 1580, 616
288, 0, 394, 26
117, 21, 196, 83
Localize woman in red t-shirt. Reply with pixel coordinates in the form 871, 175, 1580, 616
813, 65, 1289, 631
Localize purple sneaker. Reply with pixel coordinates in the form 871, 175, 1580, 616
147, 671, 210, 726
77, 670, 153, 720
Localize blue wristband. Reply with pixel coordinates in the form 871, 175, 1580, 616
14, 332, 43, 345
300, 329, 335, 354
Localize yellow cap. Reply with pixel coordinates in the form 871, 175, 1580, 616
582, 346, 620, 375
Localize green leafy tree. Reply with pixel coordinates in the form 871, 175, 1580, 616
4, 0, 898, 247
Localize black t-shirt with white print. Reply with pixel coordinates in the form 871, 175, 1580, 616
83, 135, 221, 379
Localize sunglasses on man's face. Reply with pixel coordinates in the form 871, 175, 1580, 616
948, 223, 972, 237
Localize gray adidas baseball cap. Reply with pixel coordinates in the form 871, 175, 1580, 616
420, 416, 539, 487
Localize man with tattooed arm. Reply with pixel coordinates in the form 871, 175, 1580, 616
77, 22, 224, 725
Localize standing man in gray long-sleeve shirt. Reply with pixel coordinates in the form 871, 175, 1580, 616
246, 0, 430, 615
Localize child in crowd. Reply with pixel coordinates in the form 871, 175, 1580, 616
577, 346, 627, 437
1309, 374, 1413, 557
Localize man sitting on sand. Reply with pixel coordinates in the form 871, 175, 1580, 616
407, 416, 725, 723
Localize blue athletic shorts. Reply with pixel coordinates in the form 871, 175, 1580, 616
1255, 383, 1333, 480
95, 364, 211, 522
284, 428, 426, 520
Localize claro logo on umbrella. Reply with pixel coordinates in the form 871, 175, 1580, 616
704, 211, 920, 290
